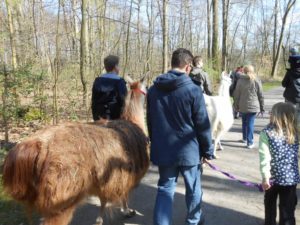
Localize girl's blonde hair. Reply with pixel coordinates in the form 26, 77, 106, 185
244, 65, 257, 80
270, 102, 298, 144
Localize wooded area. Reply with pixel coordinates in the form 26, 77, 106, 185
0, 0, 299, 143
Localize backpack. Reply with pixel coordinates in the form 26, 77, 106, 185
92, 78, 125, 120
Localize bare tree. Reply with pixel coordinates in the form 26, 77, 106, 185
271, 0, 296, 77
162, 0, 168, 73
123, 0, 133, 77
222, 0, 230, 71
272, 0, 279, 62
5, 0, 19, 111
80, 0, 89, 112
207, 0, 212, 59
53, 0, 61, 125
212, 0, 219, 70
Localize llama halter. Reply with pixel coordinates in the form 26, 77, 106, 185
206, 161, 269, 192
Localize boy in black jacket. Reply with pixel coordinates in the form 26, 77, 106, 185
91, 55, 127, 121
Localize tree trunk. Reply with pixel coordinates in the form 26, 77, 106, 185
207, 0, 211, 59
212, 0, 219, 70
222, 0, 230, 71
80, 0, 89, 113
72, 0, 80, 61
272, 0, 278, 62
144, 0, 154, 78
162, 0, 168, 73
53, 0, 61, 125
2, 64, 9, 144
123, 0, 133, 77
96, 0, 107, 75
5, 0, 19, 113
137, 0, 142, 70
271, 0, 296, 77
32, 0, 39, 56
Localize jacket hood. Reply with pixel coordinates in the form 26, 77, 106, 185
154, 70, 193, 92
239, 74, 250, 80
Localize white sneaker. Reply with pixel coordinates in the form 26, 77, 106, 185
239, 139, 247, 143
247, 144, 255, 149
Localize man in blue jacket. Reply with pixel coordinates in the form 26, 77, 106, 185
147, 48, 213, 225
91, 55, 127, 121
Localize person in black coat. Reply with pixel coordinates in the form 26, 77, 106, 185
91, 55, 127, 121
282, 55, 300, 104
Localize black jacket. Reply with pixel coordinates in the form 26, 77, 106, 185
282, 68, 300, 104
91, 73, 127, 120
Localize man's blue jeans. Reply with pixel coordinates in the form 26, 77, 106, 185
241, 112, 256, 146
153, 164, 202, 225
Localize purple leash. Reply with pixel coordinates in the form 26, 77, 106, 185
205, 161, 264, 192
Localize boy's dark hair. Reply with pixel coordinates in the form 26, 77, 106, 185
104, 55, 119, 72
192, 56, 203, 67
171, 48, 193, 68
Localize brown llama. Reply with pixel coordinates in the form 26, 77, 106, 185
2, 79, 150, 225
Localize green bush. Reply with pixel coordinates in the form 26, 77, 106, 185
24, 108, 44, 121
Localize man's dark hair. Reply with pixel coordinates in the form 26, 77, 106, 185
171, 48, 193, 68
104, 55, 119, 72
192, 56, 203, 67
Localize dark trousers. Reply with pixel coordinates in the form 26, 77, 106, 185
264, 184, 298, 225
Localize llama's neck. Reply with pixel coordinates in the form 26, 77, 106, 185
218, 83, 230, 98
121, 92, 146, 133
130, 108, 146, 134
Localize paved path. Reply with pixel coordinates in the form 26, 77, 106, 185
71, 86, 300, 225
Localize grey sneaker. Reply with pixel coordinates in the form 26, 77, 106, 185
247, 144, 255, 149
239, 139, 247, 143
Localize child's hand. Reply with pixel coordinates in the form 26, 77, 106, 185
262, 180, 271, 191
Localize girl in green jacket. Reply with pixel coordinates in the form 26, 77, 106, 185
259, 102, 299, 225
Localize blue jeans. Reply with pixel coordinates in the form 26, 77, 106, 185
241, 112, 256, 146
153, 164, 202, 225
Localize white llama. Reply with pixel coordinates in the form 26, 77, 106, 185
204, 72, 234, 158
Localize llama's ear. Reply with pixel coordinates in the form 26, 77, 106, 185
124, 75, 134, 84
140, 71, 150, 83
221, 71, 227, 78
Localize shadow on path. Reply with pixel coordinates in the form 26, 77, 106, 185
71, 182, 266, 225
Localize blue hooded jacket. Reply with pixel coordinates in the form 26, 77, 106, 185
147, 70, 213, 166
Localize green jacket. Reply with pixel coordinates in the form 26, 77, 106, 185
233, 75, 264, 113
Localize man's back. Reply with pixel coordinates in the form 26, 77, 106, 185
92, 73, 127, 120
147, 70, 213, 166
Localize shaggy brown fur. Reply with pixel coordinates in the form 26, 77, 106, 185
2, 81, 149, 225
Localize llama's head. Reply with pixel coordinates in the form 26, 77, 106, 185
220, 71, 232, 86
218, 71, 232, 96
122, 73, 149, 132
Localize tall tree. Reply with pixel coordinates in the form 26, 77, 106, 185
271, 0, 296, 77
222, 0, 230, 71
272, 0, 279, 62
5, 0, 20, 118
162, 0, 168, 73
53, 0, 61, 125
80, 0, 89, 112
123, 0, 133, 77
207, 0, 212, 59
212, 0, 219, 70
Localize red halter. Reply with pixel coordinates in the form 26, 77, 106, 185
134, 88, 147, 96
